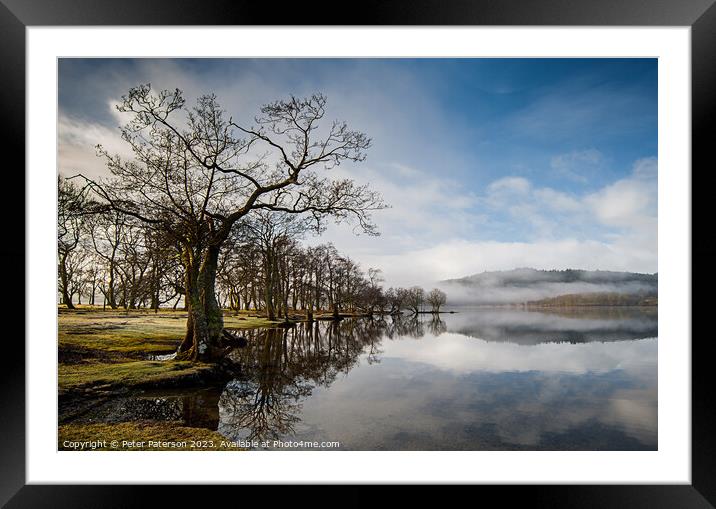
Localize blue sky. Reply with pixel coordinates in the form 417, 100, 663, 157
58, 58, 658, 286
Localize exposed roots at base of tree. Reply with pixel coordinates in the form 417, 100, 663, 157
175, 329, 248, 363
174, 348, 197, 362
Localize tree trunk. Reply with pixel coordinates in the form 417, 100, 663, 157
306, 290, 314, 322
250, 284, 257, 311
107, 264, 117, 309
59, 252, 75, 309
264, 252, 276, 321
176, 244, 224, 362
280, 260, 290, 322
150, 276, 159, 312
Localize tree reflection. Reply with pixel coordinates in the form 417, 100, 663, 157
384, 314, 426, 339
427, 316, 447, 336
219, 316, 436, 443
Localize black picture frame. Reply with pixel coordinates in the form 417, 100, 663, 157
2, 0, 711, 505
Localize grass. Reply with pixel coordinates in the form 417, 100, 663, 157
59, 308, 277, 357
58, 359, 217, 396
58, 307, 277, 396
58, 421, 240, 451
57, 308, 278, 447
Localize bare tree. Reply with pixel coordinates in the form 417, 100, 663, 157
427, 288, 447, 313
385, 287, 407, 315
86, 210, 128, 309
58, 176, 88, 309
239, 211, 310, 321
75, 86, 386, 361
404, 286, 425, 315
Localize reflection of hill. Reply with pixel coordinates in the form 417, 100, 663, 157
448, 308, 658, 345
522, 306, 657, 321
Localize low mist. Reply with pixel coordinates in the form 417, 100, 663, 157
438, 268, 657, 306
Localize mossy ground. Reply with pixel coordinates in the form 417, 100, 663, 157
58, 360, 217, 396
59, 308, 276, 357
58, 308, 276, 449
58, 307, 276, 396
58, 421, 240, 451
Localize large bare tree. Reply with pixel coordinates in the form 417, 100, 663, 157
76, 85, 385, 362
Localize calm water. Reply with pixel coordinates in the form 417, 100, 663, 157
66, 307, 658, 450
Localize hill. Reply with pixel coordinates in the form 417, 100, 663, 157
526, 292, 657, 307
440, 268, 657, 305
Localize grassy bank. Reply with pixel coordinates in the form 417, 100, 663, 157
58, 421, 239, 451
57, 308, 278, 449
58, 308, 276, 397
58, 360, 218, 396
59, 308, 276, 358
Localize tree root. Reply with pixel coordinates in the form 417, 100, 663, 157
220, 329, 248, 348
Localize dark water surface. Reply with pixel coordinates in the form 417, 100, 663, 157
66, 307, 658, 450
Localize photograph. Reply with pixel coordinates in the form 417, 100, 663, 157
56, 57, 658, 452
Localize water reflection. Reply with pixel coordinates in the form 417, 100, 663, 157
62, 387, 221, 429
214, 308, 657, 450
63, 308, 658, 450
449, 307, 657, 344
219, 320, 392, 442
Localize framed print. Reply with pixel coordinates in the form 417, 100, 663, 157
3, 0, 713, 505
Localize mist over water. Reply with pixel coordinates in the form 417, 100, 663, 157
441, 281, 657, 305
439, 268, 658, 305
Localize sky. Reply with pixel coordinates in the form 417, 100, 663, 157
58, 58, 658, 288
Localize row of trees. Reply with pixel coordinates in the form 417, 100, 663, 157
59, 177, 183, 311
59, 178, 448, 319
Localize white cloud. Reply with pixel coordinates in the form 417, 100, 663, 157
487, 176, 531, 195
586, 181, 651, 227
58, 114, 133, 179
632, 156, 658, 180
384, 332, 657, 375
308, 162, 485, 257
480, 175, 588, 239
550, 148, 604, 183
585, 157, 657, 230
533, 188, 582, 212
357, 237, 657, 289
350, 157, 657, 288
